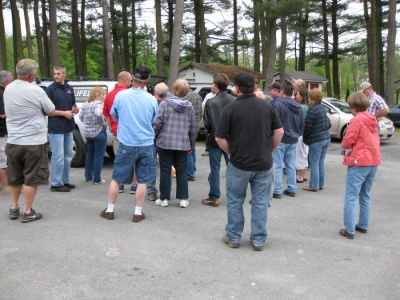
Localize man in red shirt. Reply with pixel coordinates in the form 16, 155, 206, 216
102, 71, 132, 193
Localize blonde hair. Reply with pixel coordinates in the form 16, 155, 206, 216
308, 88, 323, 103
87, 87, 105, 102
172, 79, 190, 98
347, 92, 370, 112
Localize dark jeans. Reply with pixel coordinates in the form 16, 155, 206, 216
85, 128, 107, 182
158, 147, 188, 200
208, 145, 229, 199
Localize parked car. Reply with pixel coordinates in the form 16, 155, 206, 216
322, 97, 394, 140
387, 104, 400, 127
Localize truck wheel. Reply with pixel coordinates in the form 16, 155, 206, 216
106, 147, 115, 159
71, 128, 86, 167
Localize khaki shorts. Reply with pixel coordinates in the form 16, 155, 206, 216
0, 136, 7, 168
6, 144, 50, 186
112, 136, 120, 155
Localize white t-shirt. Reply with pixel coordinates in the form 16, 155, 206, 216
4, 80, 55, 145
202, 92, 216, 114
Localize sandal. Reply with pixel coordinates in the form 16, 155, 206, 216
339, 229, 354, 239
303, 186, 317, 192
296, 179, 303, 183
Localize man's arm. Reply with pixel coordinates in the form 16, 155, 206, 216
215, 137, 230, 156
271, 127, 284, 152
375, 108, 389, 119
47, 110, 74, 119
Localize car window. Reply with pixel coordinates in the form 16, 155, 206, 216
329, 100, 352, 114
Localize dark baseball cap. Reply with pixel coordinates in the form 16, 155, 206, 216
132, 66, 151, 81
234, 72, 254, 88
268, 82, 280, 91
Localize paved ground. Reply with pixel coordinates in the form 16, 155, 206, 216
1, 138, 400, 300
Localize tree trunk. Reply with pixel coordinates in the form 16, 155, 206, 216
364, 0, 378, 89
233, 0, 238, 66
10, 0, 24, 69
385, 0, 396, 105
298, 8, 308, 71
253, 0, 260, 73
198, 0, 207, 63
122, 0, 130, 71
0, 3, 7, 70
260, 9, 267, 74
49, 0, 60, 67
377, 0, 384, 96
264, 0, 277, 86
23, 0, 34, 59
331, 0, 340, 98
80, 0, 87, 76
34, 0, 46, 77
168, 0, 184, 89
155, 0, 164, 75
102, 0, 114, 78
110, 0, 120, 76
279, 16, 287, 85
41, 0, 50, 76
131, 1, 137, 69
322, 0, 332, 97
72, 0, 82, 76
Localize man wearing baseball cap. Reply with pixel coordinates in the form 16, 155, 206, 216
359, 82, 389, 118
100, 66, 158, 222
268, 82, 281, 105
215, 72, 283, 251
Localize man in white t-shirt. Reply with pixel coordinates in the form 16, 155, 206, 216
4, 59, 74, 223
201, 84, 219, 156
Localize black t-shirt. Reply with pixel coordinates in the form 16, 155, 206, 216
215, 94, 282, 171
0, 86, 7, 135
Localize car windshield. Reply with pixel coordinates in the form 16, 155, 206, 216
329, 100, 352, 114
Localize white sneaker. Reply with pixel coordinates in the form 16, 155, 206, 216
155, 199, 168, 207
180, 199, 189, 208
93, 179, 106, 185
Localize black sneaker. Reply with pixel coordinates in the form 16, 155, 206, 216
51, 185, 70, 192
64, 183, 75, 189
252, 243, 263, 251
9, 206, 20, 220
272, 193, 281, 199
21, 208, 42, 223
283, 189, 295, 197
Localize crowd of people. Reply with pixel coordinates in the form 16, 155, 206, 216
1, 59, 387, 250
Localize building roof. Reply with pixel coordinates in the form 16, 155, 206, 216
179, 62, 265, 80
273, 71, 328, 83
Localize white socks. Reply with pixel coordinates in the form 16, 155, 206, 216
106, 203, 115, 213
135, 206, 142, 215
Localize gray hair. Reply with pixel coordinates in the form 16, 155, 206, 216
0, 70, 13, 85
154, 82, 169, 99
53, 65, 67, 73
16, 59, 38, 78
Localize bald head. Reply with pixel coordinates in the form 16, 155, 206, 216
117, 71, 132, 88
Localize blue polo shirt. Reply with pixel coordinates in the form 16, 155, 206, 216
46, 81, 76, 134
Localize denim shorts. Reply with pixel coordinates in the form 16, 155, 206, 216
112, 143, 155, 184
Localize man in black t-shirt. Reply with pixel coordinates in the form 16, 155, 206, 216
215, 72, 283, 251
0, 70, 13, 195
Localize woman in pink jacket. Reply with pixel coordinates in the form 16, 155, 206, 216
339, 92, 381, 239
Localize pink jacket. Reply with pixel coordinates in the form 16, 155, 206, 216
341, 111, 381, 167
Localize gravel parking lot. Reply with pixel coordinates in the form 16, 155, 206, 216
1, 137, 399, 299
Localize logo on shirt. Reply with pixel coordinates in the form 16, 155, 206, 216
67, 90, 72, 94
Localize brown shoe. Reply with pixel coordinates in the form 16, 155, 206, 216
339, 229, 354, 239
202, 198, 219, 207
100, 209, 114, 220
132, 212, 146, 222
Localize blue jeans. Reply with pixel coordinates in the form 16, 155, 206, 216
186, 146, 196, 180
308, 138, 330, 189
85, 129, 107, 182
49, 132, 73, 186
208, 146, 229, 199
147, 145, 158, 195
225, 163, 273, 246
158, 147, 188, 200
273, 143, 296, 194
343, 166, 377, 234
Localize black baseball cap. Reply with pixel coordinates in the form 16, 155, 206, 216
234, 72, 254, 88
132, 66, 151, 81
268, 82, 280, 91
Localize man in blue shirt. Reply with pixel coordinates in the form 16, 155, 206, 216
268, 82, 281, 105
46, 65, 79, 192
100, 66, 158, 222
